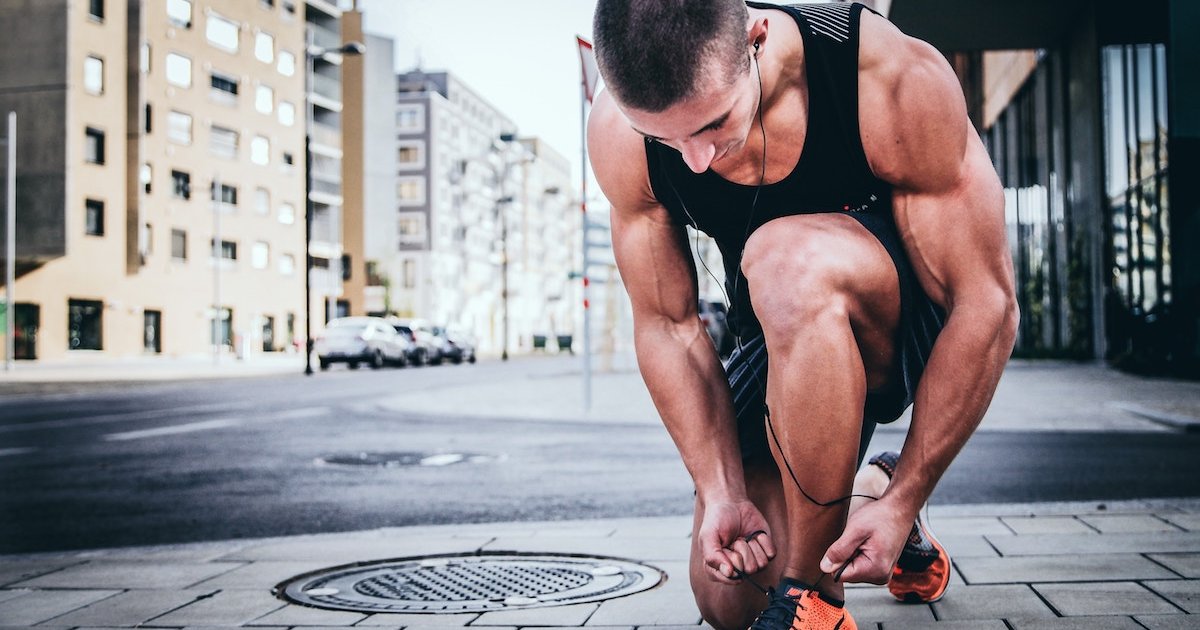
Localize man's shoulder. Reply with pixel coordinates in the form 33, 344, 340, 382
588, 91, 659, 213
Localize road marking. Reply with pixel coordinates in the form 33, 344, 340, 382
103, 419, 241, 442
0, 447, 37, 457
0, 401, 257, 434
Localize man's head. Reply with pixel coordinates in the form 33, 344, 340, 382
593, 0, 750, 114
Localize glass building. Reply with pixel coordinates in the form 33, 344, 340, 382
888, 0, 1198, 376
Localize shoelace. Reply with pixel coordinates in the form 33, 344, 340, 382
749, 587, 808, 630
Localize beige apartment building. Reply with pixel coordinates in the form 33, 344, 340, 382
0, 0, 346, 361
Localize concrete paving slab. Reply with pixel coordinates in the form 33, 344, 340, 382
922, 516, 1015, 537
880, 620, 1007, 629
1079, 515, 1186, 533
0, 589, 29, 604
189, 560, 335, 590
843, 587, 935, 623
1136, 614, 1200, 629
1165, 515, 1200, 532
249, 603, 369, 626
9, 560, 243, 589
70, 540, 256, 562
0, 559, 87, 587
1145, 580, 1200, 613
929, 584, 1055, 620
1001, 516, 1099, 535
0, 589, 121, 625
1007, 616, 1145, 629
147, 589, 287, 626
585, 563, 699, 626
45, 589, 217, 627
938, 534, 1001, 559
1149, 554, 1200, 578
218, 536, 494, 562
1033, 582, 1180, 616
988, 531, 1200, 556
956, 554, 1175, 583
472, 602, 599, 626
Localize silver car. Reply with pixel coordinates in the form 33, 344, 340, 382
315, 317, 409, 370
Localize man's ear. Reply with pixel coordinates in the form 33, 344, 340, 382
747, 16, 768, 55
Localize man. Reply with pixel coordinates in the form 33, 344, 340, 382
587, 2, 1018, 629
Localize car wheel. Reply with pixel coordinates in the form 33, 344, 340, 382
370, 351, 384, 370
348, 361, 360, 370
468, 353, 476, 364
319, 359, 330, 371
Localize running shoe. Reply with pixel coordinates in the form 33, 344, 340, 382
866, 451, 951, 604
749, 577, 857, 630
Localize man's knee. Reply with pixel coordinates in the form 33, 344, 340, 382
742, 222, 853, 341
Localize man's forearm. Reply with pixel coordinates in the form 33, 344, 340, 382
635, 320, 748, 503
884, 297, 1018, 516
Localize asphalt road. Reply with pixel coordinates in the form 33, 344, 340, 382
2, 360, 1198, 554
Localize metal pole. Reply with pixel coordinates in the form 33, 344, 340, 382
5, 112, 15, 372
304, 134, 314, 375
213, 174, 221, 366
501, 194, 509, 362
580, 89, 592, 410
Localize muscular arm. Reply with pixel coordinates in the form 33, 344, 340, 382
589, 91, 774, 581
824, 13, 1019, 580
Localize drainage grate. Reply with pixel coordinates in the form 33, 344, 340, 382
275, 553, 664, 613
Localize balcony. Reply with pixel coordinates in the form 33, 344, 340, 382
309, 22, 342, 50
311, 73, 341, 103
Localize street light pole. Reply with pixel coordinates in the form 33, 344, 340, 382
4, 112, 14, 372
303, 38, 364, 375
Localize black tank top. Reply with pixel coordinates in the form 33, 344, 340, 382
646, 1, 890, 335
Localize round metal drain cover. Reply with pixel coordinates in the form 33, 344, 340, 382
276, 552, 664, 613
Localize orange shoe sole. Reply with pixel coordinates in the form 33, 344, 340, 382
887, 516, 950, 604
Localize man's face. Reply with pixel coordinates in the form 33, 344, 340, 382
619, 57, 757, 174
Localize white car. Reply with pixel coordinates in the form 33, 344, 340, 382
315, 317, 409, 370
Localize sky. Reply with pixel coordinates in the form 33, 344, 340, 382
358, 0, 602, 196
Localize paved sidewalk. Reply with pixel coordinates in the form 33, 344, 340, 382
1, 499, 1199, 629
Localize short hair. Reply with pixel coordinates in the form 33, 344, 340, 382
593, 0, 750, 113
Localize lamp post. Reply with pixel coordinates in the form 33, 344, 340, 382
304, 38, 364, 375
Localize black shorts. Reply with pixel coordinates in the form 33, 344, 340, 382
725, 209, 946, 464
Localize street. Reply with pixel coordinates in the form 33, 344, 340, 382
2, 358, 1199, 554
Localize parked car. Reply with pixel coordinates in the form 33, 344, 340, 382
698, 299, 734, 359
314, 316, 409, 370
388, 318, 441, 366
433, 326, 477, 364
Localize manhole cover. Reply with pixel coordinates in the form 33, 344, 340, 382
316, 452, 500, 468
275, 552, 664, 613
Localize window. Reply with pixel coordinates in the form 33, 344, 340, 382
396, 104, 424, 132
277, 50, 295, 77
251, 135, 269, 165
85, 199, 104, 236
89, 0, 104, 20
84, 56, 104, 94
211, 182, 238, 209
254, 187, 270, 214
260, 0, 275, 7
282, 151, 294, 166
167, 110, 192, 144
140, 222, 152, 257
165, 52, 191, 87
210, 71, 239, 102
140, 43, 151, 73
171, 228, 187, 260
255, 84, 273, 114
279, 253, 295, 275
251, 241, 270, 269
278, 202, 295, 224
211, 239, 237, 261
277, 100, 295, 126
171, 170, 190, 199
68, 299, 103, 351
85, 127, 105, 164
397, 177, 425, 205
254, 31, 274, 64
282, 0, 295, 15
141, 163, 152, 194
206, 13, 239, 53
397, 140, 424, 168
398, 212, 426, 245
210, 125, 238, 158
402, 259, 415, 288
166, 0, 192, 28
211, 307, 232, 347
144, 103, 152, 133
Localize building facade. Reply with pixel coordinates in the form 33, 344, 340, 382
0, 0, 352, 361
385, 69, 579, 356
887, 0, 1198, 376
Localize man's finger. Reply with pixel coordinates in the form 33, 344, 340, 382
728, 539, 756, 573
743, 536, 770, 570
819, 528, 866, 574
704, 549, 743, 584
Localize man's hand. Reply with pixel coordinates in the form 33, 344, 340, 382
819, 497, 913, 584
697, 498, 777, 584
